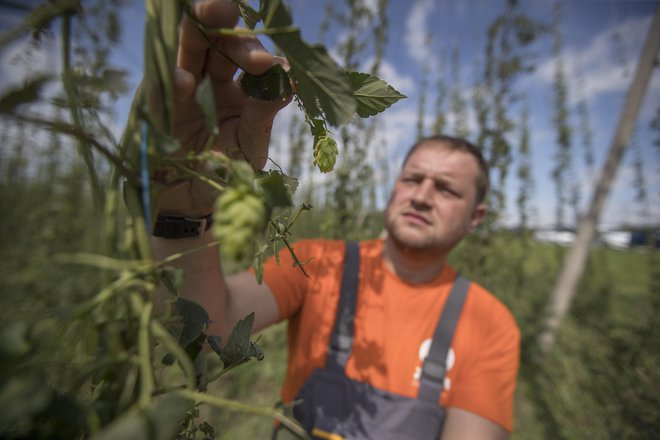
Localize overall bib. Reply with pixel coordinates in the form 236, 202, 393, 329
277, 242, 470, 440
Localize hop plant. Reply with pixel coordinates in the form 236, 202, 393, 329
313, 135, 338, 173
212, 186, 266, 261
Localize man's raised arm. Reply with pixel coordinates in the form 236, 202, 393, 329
152, 0, 290, 338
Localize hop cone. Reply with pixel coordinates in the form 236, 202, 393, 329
313, 136, 338, 173
212, 187, 266, 261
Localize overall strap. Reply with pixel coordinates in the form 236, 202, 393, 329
326, 241, 360, 373
418, 275, 470, 403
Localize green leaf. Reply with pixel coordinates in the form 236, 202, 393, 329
347, 71, 407, 118
281, 173, 299, 198
195, 76, 219, 136
240, 64, 292, 101
256, 171, 293, 209
175, 298, 210, 348
90, 394, 192, 440
0, 75, 51, 114
233, 0, 260, 30
207, 313, 264, 370
260, 0, 356, 126
0, 375, 52, 427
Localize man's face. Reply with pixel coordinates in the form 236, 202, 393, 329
384, 143, 486, 255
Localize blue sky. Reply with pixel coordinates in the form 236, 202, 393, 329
1, 0, 658, 229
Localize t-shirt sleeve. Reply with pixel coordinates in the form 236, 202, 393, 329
260, 239, 325, 321
450, 290, 521, 432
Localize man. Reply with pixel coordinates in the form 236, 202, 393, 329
152, 1, 520, 439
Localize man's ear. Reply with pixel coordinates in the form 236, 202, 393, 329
468, 203, 487, 232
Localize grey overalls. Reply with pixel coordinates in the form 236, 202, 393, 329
276, 241, 470, 440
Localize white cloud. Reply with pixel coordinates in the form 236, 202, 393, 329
527, 14, 655, 104
404, 0, 436, 69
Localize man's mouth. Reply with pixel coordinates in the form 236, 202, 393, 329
402, 212, 431, 225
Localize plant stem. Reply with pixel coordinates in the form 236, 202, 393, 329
151, 320, 196, 390
12, 113, 140, 186
60, 11, 103, 206
174, 389, 309, 439
156, 239, 221, 266
132, 293, 155, 409
165, 160, 226, 191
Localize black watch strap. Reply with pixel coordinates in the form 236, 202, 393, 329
153, 214, 213, 239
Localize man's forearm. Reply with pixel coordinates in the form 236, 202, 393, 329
152, 230, 231, 338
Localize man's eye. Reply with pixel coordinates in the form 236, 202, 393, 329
438, 185, 458, 196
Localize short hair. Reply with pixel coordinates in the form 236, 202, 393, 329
402, 135, 490, 204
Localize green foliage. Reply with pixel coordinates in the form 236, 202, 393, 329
313, 0, 391, 240
348, 71, 407, 118
199, 0, 404, 177
208, 313, 264, 374
258, 0, 356, 127
89, 394, 193, 440
478, 0, 547, 217
449, 46, 469, 139
203, 322, 288, 440
516, 106, 533, 229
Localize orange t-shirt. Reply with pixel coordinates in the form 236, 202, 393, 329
262, 239, 520, 432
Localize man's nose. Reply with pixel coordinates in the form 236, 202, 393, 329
411, 179, 433, 206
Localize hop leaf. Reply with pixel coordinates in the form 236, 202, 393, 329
207, 312, 264, 370
313, 135, 338, 173
347, 71, 407, 118
212, 187, 266, 261
240, 64, 292, 101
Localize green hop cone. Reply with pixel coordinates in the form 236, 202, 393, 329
212, 187, 266, 261
313, 135, 338, 173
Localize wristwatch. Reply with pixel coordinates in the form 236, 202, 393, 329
152, 214, 213, 239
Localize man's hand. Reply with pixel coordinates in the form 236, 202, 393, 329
159, 0, 291, 217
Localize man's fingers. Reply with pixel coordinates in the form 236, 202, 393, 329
212, 34, 275, 77
178, 0, 240, 81
236, 94, 293, 170
173, 67, 196, 102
